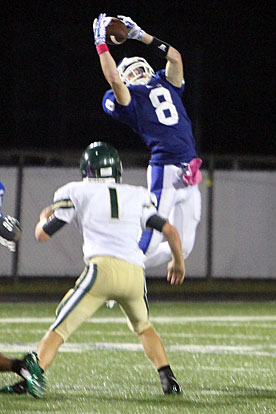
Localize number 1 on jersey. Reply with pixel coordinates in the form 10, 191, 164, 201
109, 188, 119, 219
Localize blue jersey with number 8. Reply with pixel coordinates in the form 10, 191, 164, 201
102, 69, 197, 165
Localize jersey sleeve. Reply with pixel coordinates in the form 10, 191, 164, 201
52, 184, 76, 224
102, 89, 138, 128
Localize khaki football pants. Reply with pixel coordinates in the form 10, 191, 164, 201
50, 256, 151, 341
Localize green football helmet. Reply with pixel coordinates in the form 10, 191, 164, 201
80, 141, 122, 183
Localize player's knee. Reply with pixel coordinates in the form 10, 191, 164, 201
127, 317, 151, 335
138, 325, 156, 337
52, 326, 69, 343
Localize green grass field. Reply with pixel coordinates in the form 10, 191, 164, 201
0, 301, 275, 413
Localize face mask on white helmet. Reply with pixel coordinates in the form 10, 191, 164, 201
117, 57, 155, 86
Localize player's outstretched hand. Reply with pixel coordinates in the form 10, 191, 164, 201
117, 15, 144, 40
167, 260, 185, 285
6, 216, 22, 232
0, 215, 21, 252
93, 13, 112, 45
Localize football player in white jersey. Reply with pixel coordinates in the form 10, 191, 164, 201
93, 14, 202, 270
2, 142, 185, 397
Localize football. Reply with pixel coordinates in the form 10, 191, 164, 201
106, 17, 128, 45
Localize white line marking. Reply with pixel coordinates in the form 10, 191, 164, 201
0, 315, 276, 324
72, 331, 271, 340
161, 333, 271, 340
201, 323, 276, 328
190, 366, 271, 372
0, 342, 276, 357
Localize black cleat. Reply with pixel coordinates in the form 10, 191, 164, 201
158, 365, 182, 395
0, 380, 28, 395
159, 371, 182, 394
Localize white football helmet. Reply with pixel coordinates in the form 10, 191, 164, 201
117, 57, 155, 86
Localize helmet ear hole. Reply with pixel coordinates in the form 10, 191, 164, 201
80, 142, 122, 182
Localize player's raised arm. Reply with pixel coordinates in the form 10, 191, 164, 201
93, 13, 131, 106
117, 15, 183, 87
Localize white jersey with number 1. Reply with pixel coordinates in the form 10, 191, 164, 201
52, 180, 157, 267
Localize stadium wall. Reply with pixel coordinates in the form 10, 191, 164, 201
0, 166, 275, 279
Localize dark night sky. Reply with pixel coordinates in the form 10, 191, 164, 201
1, 0, 275, 156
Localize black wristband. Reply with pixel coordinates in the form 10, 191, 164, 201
146, 214, 167, 232
148, 37, 170, 58
42, 215, 67, 236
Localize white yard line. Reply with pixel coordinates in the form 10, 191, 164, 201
1, 316, 275, 358
189, 366, 271, 372
161, 333, 271, 339
0, 315, 276, 323
133, 363, 271, 372
0, 342, 276, 357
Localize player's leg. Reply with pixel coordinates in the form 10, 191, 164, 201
138, 326, 168, 368
39, 262, 106, 369
0, 353, 13, 371
139, 164, 165, 254
139, 165, 176, 258
138, 326, 182, 394
1, 263, 106, 397
38, 257, 127, 372
170, 184, 201, 258
144, 184, 201, 268
117, 263, 181, 394
36, 330, 63, 371
143, 241, 171, 268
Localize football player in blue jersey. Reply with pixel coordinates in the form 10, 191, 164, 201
0, 352, 45, 398
0, 181, 44, 397
0, 181, 21, 252
93, 14, 202, 270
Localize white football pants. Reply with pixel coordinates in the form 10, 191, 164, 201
142, 164, 201, 269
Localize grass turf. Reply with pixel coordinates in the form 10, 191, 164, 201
0, 301, 275, 413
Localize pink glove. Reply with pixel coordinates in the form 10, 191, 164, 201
182, 158, 202, 186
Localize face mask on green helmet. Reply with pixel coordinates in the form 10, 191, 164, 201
80, 141, 122, 183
